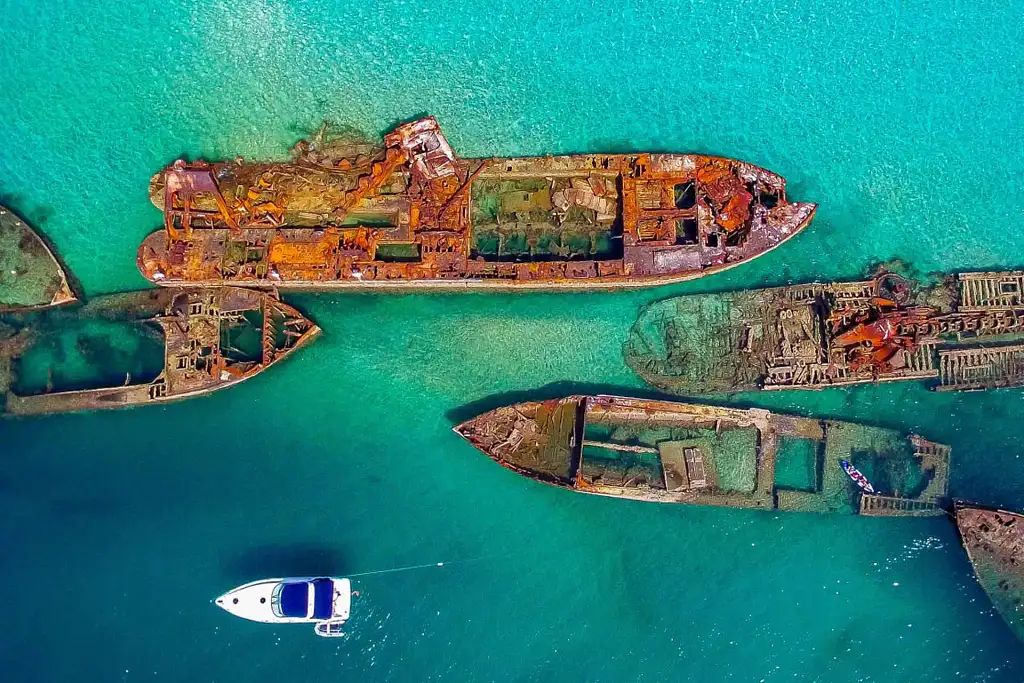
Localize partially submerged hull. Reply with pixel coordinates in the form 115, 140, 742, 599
626, 269, 1024, 394
0, 205, 75, 312
0, 287, 318, 416
137, 117, 815, 290
455, 394, 950, 516
955, 504, 1024, 641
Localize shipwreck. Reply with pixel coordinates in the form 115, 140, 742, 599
956, 504, 1024, 642
0, 287, 318, 416
0, 205, 76, 312
455, 394, 950, 516
137, 117, 816, 290
626, 269, 1024, 394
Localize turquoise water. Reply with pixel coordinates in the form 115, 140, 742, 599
2, 0, 1024, 680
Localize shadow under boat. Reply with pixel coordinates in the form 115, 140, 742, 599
954, 502, 1024, 642
455, 393, 951, 517
0, 204, 76, 313
0, 287, 319, 417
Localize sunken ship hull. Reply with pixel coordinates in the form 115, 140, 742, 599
137, 117, 815, 290
0, 205, 76, 312
626, 269, 1024, 394
455, 394, 950, 516
955, 504, 1024, 642
1, 287, 318, 416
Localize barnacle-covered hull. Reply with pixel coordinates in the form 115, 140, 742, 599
1, 287, 318, 416
137, 117, 815, 290
455, 394, 950, 516
956, 504, 1024, 642
626, 269, 1024, 394
0, 205, 75, 312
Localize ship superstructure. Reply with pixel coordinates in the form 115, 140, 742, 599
626, 270, 1024, 394
137, 117, 816, 290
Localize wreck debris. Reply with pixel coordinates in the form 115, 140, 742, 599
137, 116, 816, 290
626, 269, 1024, 394
0, 287, 319, 417
455, 394, 949, 516
0, 205, 76, 312
956, 504, 1024, 642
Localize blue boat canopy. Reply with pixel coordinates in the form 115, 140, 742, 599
279, 582, 310, 618
312, 578, 334, 620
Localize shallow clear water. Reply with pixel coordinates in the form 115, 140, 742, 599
2, 1, 1024, 681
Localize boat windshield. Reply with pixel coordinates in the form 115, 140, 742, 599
276, 582, 310, 618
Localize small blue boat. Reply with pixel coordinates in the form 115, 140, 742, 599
840, 460, 876, 494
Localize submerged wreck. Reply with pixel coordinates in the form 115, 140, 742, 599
0, 205, 75, 312
455, 394, 950, 516
137, 117, 816, 290
626, 269, 1024, 394
0, 287, 318, 416
956, 504, 1024, 641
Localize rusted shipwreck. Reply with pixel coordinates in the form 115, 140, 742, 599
956, 504, 1024, 641
455, 394, 950, 516
0, 205, 76, 312
137, 117, 816, 290
626, 269, 1024, 394
0, 287, 318, 416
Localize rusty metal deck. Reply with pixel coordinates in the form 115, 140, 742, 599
137, 117, 816, 290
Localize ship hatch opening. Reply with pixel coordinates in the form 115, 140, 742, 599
676, 218, 699, 245
580, 407, 757, 493
375, 242, 422, 262
469, 177, 623, 262
221, 310, 264, 363
12, 319, 165, 395
340, 213, 398, 228
673, 182, 696, 209
773, 436, 823, 493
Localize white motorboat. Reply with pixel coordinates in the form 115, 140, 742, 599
215, 577, 352, 637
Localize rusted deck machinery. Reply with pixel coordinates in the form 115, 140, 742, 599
955, 504, 1024, 642
626, 270, 1024, 394
0, 205, 76, 312
0, 287, 318, 416
138, 117, 816, 289
455, 395, 950, 516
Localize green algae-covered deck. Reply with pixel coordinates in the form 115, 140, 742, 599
0, 206, 74, 312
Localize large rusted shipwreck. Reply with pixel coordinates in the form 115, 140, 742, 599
137, 117, 816, 290
0, 205, 76, 312
455, 394, 950, 516
626, 269, 1024, 394
0, 287, 318, 416
956, 504, 1024, 641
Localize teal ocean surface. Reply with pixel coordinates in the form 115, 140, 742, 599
2, 1, 1024, 680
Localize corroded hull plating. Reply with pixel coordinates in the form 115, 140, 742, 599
137, 117, 816, 290
956, 504, 1024, 642
1, 287, 319, 416
455, 394, 950, 516
0, 205, 76, 312
626, 269, 1024, 394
